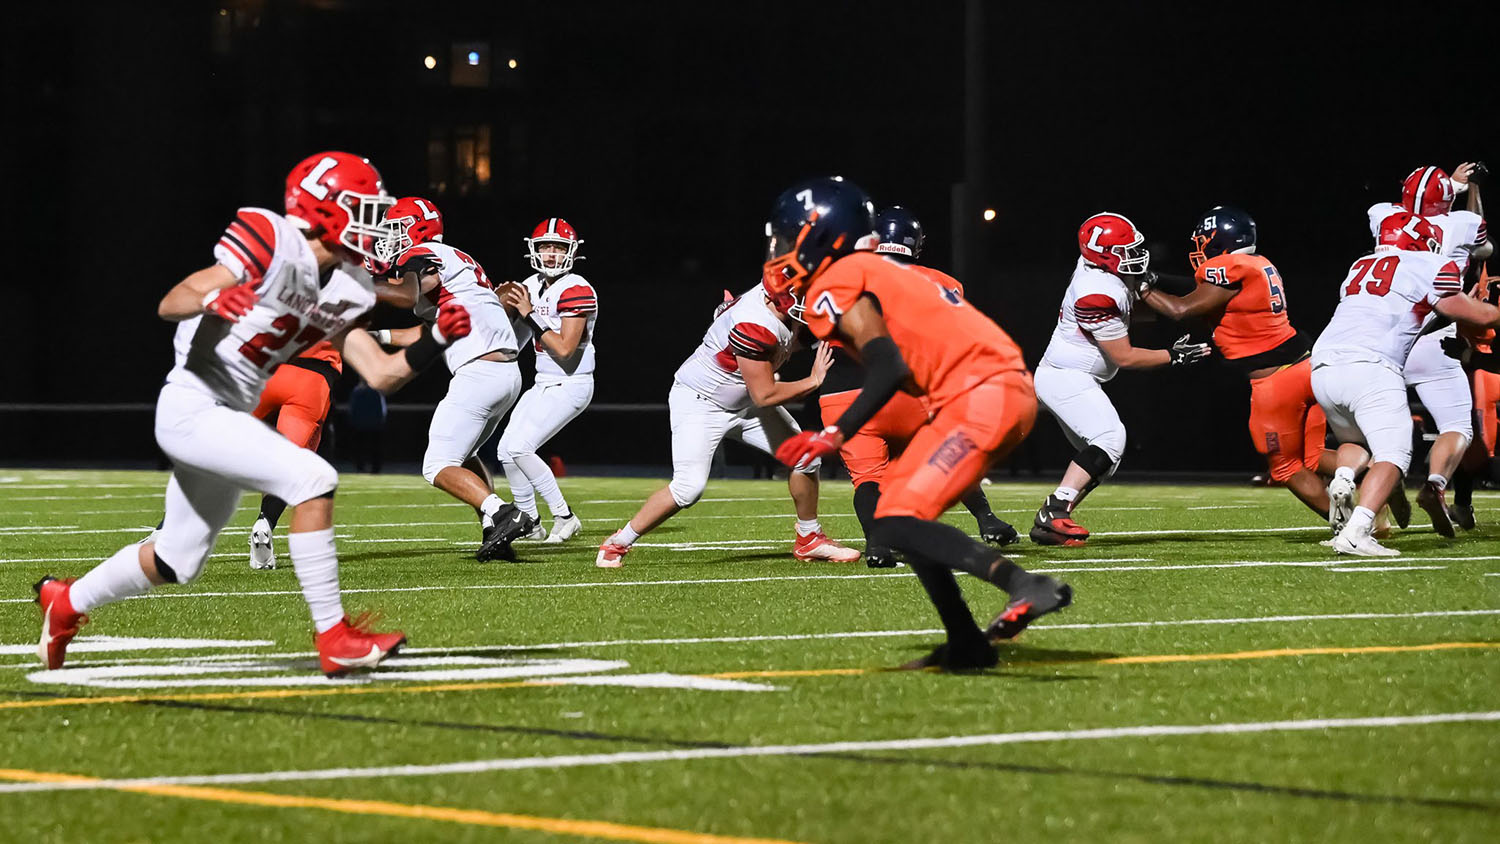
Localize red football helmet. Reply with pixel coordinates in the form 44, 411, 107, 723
1401, 166, 1455, 218
284, 151, 393, 261
376, 196, 444, 264
1078, 213, 1150, 275
525, 218, 582, 278
1377, 210, 1443, 254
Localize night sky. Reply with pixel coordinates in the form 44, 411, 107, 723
3, 0, 1495, 469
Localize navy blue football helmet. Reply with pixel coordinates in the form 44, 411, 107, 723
763, 177, 876, 296
1188, 206, 1257, 270
871, 206, 924, 260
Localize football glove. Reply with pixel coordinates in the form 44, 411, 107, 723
1169, 334, 1212, 366
1470, 161, 1489, 186
202, 283, 259, 322
1137, 271, 1159, 298
1440, 335, 1472, 364
775, 426, 844, 471
432, 302, 471, 345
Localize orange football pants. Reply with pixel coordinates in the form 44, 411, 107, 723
818, 389, 930, 487
875, 370, 1037, 520
1247, 358, 1326, 482
1474, 369, 1500, 458
252, 364, 333, 451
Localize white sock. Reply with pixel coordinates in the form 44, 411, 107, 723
1053, 487, 1079, 502
70, 544, 153, 612
287, 528, 344, 634
795, 518, 822, 537
500, 459, 540, 521
611, 524, 641, 548
1347, 506, 1376, 536
480, 493, 505, 528
1428, 474, 1447, 491
1334, 466, 1356, 483
517, 452, 570, 520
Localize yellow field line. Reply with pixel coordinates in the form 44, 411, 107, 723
3, 642, 1493, 711
0, 767, 802, 844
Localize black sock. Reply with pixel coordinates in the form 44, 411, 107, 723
1453, 468, 1473, 508
906, 557, 987, 648
558, 511, 573, 521
873, 515, 1022, 589
960, 488, 997, 522
259, 495, 288, 530
853, 482, 884, 550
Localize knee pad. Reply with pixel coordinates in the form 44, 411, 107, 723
1072, 444, 1117, 482
287, 456, 339, 503
668, 475, 707, 509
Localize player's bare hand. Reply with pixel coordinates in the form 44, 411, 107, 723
810, 342, 834, 385
202, 283, 259, 322
1452, 162, 1477, 186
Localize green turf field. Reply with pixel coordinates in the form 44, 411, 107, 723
1, 468, 1497, 843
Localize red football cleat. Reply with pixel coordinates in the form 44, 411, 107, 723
316, 614, 405, 677
1030, 497, 1090, 546
793, 530, 861, 562
596, 542, 630, 568
34, 576, 87, 670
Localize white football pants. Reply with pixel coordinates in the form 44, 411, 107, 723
497, 374, 594, 519
666, 382, 818, 508
1313, 360, 1414, 472
1405, 331, 1474, 439
1034, 364, 1126, 466
152, 381, 338, 581
422, 358, 523, 484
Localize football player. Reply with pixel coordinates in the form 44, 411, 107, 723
374, 197, 536, 562
1138, 207, 1332, 519
35, 152, 474, 675
594, 279, 856, 568
818, 206, 1018, 568
1311, 211, 1500, 556
1365, 164, 1492, 535
1030, 214, 1212, 546
773, 177, 1071, 670
494, 219, 598, 544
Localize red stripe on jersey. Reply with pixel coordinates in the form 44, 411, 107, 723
1476, 220, 1488, 245
230, 212, 277, 267
728, 322, 778, 360
216, 237, 260, 281
1073, 293, 1121, 321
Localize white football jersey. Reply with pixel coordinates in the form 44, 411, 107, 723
673, 285, 797, 412
515, 272, 599, 377
164, 207, 375, 412
1312, 249, 1463, 374
400, 241, 518, 372
1366, 203, 1487, 273
1038, 258, 1133, 382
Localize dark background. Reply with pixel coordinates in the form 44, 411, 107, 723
2, 0, 1494, 472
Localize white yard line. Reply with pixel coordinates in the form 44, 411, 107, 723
3, 608, 1496, 670
0, 711, 1495, 794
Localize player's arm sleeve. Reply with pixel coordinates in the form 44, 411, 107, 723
212, 209, 278, 287
1074, 293, 1128, 340
1433, 261, 1464, 298
728, 322, 778, 361
555, 283, 598, 316
831, 335, 909, 439
394, 246, 441, 278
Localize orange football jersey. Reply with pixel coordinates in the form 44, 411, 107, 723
803, 252, 1024, 409
297, 339, 344, 372
1195, 253, 1297, 360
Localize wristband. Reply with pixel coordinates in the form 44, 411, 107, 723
525, 315, 547, 336
402, 328, 444, 371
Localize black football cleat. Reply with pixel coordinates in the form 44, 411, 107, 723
1415, 481, 1455, 538
979, 517, 1021, 547
1029, 496, 1089, 546
986, 573, 1073, 641
1448, 502, 1476, 531
1387, 483, 1412, 530
476, 504, 535, 562
899, 639, 999, 671
864, 548, 900, 569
